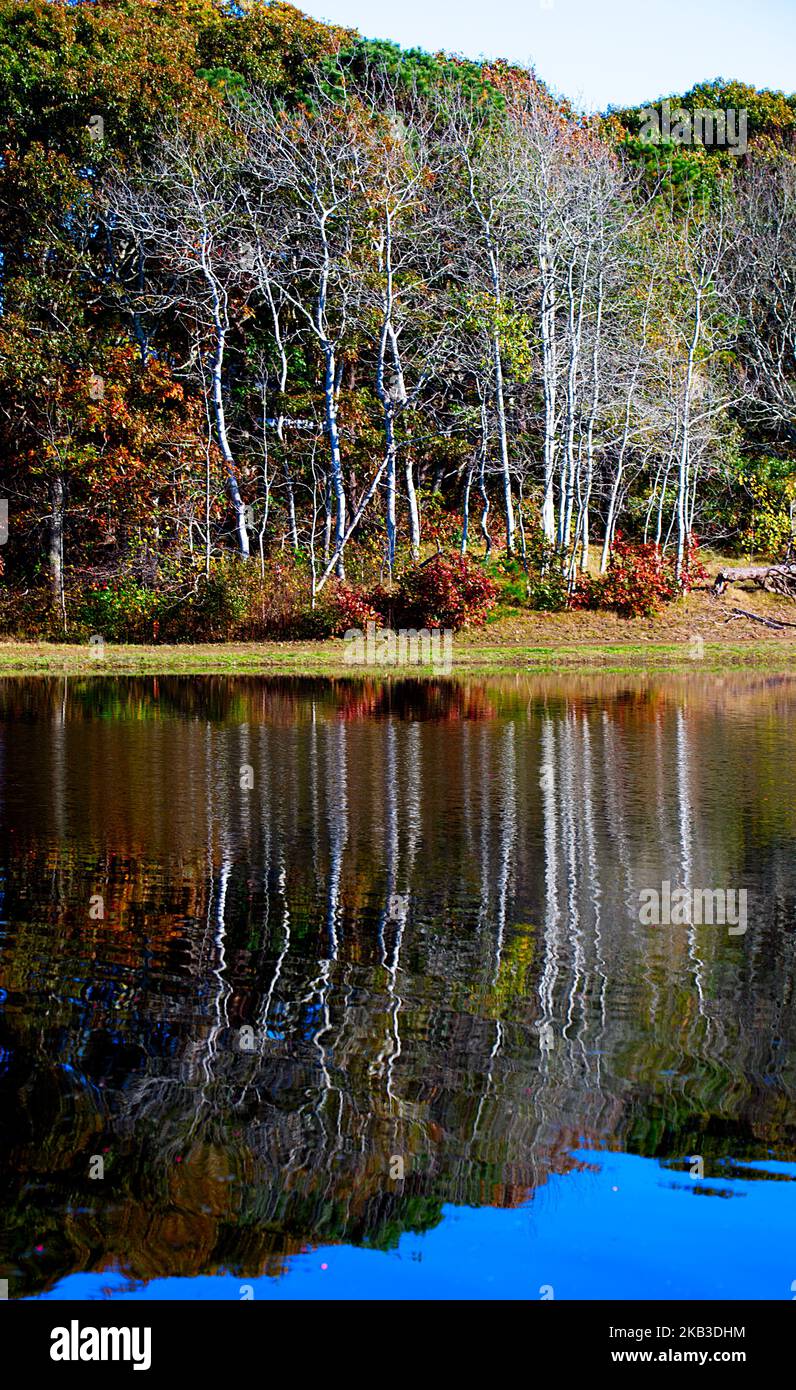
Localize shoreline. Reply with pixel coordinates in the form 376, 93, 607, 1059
3, 593, 796, 677
2, 640, 796, 677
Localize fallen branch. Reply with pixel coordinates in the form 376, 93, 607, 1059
313, 457, 388, 596
719, 603, 796, 630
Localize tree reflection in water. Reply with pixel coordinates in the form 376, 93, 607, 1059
0, 674, 794, 1295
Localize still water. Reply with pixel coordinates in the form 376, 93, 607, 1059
1, 673, 794, 1300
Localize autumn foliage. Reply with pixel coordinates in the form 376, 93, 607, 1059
0, 0, 792, 642
571, 537, 709, 618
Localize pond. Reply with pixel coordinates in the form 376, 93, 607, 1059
1, 673, 794, 1300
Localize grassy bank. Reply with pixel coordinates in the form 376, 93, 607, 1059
2, 591, 796, 676
0, 641, 793, 677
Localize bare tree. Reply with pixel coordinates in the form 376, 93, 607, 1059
728, 159, 796, 442
107, 126, 253, 556
444, 94, 522, 552
663, 187, 735, 576
237, 82, 373, 580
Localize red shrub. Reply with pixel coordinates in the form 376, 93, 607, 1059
392, 553, 498, 630
571, 536, 706, 619
321, 581, 381, 636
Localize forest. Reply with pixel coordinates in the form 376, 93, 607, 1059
1, 0, 795, 641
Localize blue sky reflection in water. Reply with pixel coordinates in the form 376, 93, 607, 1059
1, 674, 795, 1301
34, 1149, 796, 1300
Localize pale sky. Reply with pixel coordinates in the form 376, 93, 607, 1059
297, 0, 796, 112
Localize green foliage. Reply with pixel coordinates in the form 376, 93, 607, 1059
197, 65, 249, 99
736, 457, 796, 558
614, 78, 796, 199
328, 36, 506, 114
486, 554, 528, 609
75, 578, 162, 642
619, 135, 720, 201
486, 526, 569, 614
527, 572, 569, 612
615, 80, 796, 152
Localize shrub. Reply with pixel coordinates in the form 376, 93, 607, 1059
71, 556, 320, 642
7, 551, 501, 643
485, 554, 527, 609
392, 553, 498, 630
74, 579, 162, 642
485, 533, 569, 613
189, 564, 252, 638
522, 519, 558, 572
179, 561, 384, 641
527, 572, 569, 611
319, 581, 381, 636
0, 582, 59, 639
571, 536, 707, 618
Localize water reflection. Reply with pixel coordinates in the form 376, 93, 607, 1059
0, 674, 794, 1298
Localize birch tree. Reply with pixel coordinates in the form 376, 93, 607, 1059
511, 96, 572, 544
238, 83, 372, 580
664, 188, 733, 576
444, 96, 521, 552
728, 160, 796, 440
108, 127, 253, 556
